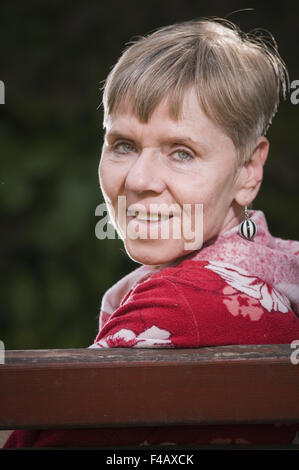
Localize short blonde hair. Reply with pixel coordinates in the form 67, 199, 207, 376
101, 17, 289, 165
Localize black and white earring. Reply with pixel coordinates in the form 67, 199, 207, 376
238, 205, 257, 241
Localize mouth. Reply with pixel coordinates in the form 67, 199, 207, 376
126, 209, 174, 223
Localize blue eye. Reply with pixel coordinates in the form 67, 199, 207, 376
114, 142, 135, 154
173, 150, 193, 162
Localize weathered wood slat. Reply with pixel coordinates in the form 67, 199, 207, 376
0, 344, 298, 430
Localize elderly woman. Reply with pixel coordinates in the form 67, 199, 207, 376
4, 17, 299, 448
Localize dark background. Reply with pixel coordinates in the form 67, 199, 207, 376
1, 0, 298, 349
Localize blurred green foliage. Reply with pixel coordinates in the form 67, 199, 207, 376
0, 0, 298, 349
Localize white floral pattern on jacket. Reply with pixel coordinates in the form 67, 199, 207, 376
91, 325, 172, 348
205, 261, 291, 314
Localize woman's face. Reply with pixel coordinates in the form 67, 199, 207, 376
99, 88, 243, 265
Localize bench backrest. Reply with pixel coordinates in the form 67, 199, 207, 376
0, 344, 298, 430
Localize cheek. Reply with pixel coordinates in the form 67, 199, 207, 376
99, 159, 122, 202
175, 169, 235, 211
173, 175, 216, 206
98, 157, 105, 185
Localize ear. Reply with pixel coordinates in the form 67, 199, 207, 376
234, 136, 269, 206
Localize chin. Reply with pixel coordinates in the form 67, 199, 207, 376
123, 239, 191, 266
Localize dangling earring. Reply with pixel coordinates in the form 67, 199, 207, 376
238, 205, 257, 241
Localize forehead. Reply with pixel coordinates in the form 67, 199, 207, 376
105, 88, 234, 152
106, 88, 201, 126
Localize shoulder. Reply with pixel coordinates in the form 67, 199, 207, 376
156, 259, 295, 318
133, 259, 293, 317
129, 259, 224, 296
128, 259, 299, 343
117, 260, 226, 321
93, 259, 299, 348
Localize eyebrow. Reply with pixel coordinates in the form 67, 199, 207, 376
105, 131, 210, 153
163, 136, 208, 151
105, 131, 135, 142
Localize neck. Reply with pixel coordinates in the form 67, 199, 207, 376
219, 202, 244, 235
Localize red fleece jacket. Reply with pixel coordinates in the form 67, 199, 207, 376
4, 211, 299, 448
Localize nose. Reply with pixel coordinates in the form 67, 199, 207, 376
124, 149, 166, 194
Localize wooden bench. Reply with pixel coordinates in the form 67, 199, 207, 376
0, 344, 298, 447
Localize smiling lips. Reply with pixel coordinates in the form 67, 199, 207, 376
117, 200, 203, 249
127, 208, 175, 223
